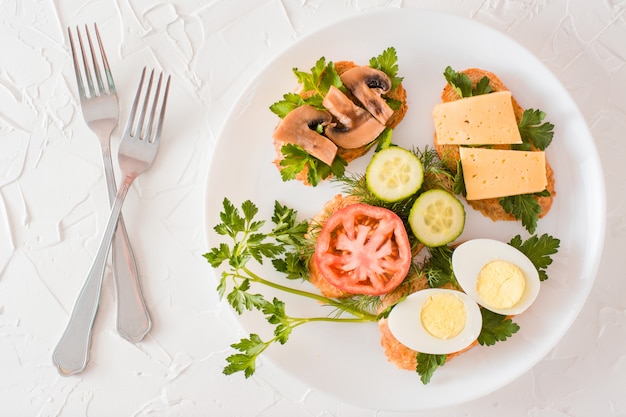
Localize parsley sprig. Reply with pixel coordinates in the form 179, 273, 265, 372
516, 109, 555, 151
508, 233, 560, 281
370, 47, 404, 91
293, 57, 343, 103
444, 65, 493, 97
499, 190, 551, 234
270, 57, 342, 118
416, 353, 446, 384
279, 143, 347, 186
223, 297, 370, 378
204, 198, 381, 378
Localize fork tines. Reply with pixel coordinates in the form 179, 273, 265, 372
68, 23, 115, 99
125, 68, 171, 143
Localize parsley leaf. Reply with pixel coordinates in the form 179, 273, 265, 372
444, 66, 472, 98
205, 243, 231, 269
224, 334, 269, 378
478, 309, 520, 346
369, 47, 404, 91
293, 57, 343, 98
453, 160, 466, 197
474, 75, 494, 95
517, 109, 554, 150
269, 93, 306, 118
262, 298, 293, 344
272, 252, 308, 280
270, 58, 343, 118
214, 198, 249, 238
499, 193, 544, 234
226, 279, 267, 314
279, 143, 346, 186
416, 353, 446, 384
508, 233, 560, 281
423, 245, 458, 289
443, 66, 492, 98
271, 200, 310, 246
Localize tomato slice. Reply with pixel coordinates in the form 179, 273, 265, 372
314, 203, 412, 296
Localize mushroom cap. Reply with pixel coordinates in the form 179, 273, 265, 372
272, 105, 337, 166
341, 66, 392, 93
323, 86, 385, 149
340, 66, 394, 125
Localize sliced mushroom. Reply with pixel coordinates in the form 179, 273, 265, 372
272, 105, 337, 166
322, 85, 385, 149
340, 66, 394, 125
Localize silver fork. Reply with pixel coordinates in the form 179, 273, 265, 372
53, 68, 171, 376
67, 24, 151, 343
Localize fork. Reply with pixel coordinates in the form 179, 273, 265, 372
67, 24, 151, 343
53, 68, 171, 376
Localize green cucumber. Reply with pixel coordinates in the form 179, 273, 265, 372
365, 147, 424, 202
409, 189, 465, 247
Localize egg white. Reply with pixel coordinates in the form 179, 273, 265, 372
387, 288, 483, 355
452, 238, 540, 316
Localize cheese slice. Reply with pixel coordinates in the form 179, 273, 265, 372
433, 91, 522, 145
460, 147, 547, 200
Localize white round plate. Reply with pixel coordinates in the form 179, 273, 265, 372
204, 8, 606, 411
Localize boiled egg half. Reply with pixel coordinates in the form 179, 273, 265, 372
452, 239, 540, 316
387, 288, 482, 355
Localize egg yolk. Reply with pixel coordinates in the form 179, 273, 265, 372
476, 260, 526, 309
420, 292, 466, 339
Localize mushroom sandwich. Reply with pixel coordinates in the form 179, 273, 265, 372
269, 47, 408, 186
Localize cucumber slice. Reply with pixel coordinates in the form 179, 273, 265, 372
366, 147, 424, 202
409, 189, 465, 247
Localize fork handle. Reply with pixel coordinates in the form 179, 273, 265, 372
102, 147, 151, 342
53, 181, 131, 375
112, 224, 151, 342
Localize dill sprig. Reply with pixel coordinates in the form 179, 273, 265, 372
416, 146, 455, 192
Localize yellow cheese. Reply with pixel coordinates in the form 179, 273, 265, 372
433, 91, 522, 145
460, 147, 547, 200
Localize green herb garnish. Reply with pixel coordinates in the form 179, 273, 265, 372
499, 190, 551, 234
443, 65, 493, 98
416, 353, 446, 384
369, 46, 404, 91
293, 57, 343, 98
279, 144, 346, 187
516, 109, 555, 151
478, 309, 520, 346
508, 233, 560, 281
205, 199, 382, 378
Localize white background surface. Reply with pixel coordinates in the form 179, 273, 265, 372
0, 1, 624, 416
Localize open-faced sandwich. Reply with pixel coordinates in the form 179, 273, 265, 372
433, 67, 556, 233
270, 47, 408, 186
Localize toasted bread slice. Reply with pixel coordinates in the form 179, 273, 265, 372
434, 68, 555, 221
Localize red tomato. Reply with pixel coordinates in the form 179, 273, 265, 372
314, 203, 412, 296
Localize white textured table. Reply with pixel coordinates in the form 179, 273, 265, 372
1, 1, 624, 416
